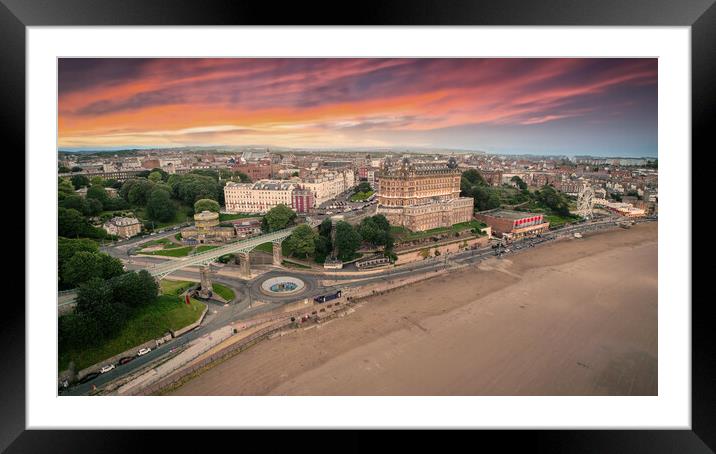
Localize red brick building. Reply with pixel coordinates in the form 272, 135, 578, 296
292, 188, 314, 213
474, 209, 550, 240
231, 162, 274, 181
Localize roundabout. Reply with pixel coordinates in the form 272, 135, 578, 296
260, 276, 306, 295
250, 271, 319, 302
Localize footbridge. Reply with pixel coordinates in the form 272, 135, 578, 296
147, 219, 320, 280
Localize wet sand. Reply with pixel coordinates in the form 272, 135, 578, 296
171, 223, 657, 396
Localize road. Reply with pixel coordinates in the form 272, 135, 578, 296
61, 214, 655, 395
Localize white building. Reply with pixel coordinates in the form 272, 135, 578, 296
224, 180, 298, 213
301, 170, 355, 207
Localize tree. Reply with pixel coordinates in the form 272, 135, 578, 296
148, 171, 163, 183
262, 204, 297, 232
319, 218, 333, 238
84, 197, 103, 216
87, 185, 109, 204
127, 179, 155, 206
194, 198, 220, 213
58, 165, 71, 173
71, 166, 83, 172
146, 189, 176, 222
61, 251, 123, 287
75, 278, 128, 338
60, 195, 87, 213
169, 173, 221, 205
58, 207, 101, 238
511, 176, 528, 190
70, 174, 90, 190
461, 169, 487, 186
90, 176, 104, 186
334, 221, 362, 261
58, 237, 99, 266
284, 224, 317, 258
58, 178, 75, 197
110, 270, 158, 308
314, 235, 332, 263
356, 181, 372, 193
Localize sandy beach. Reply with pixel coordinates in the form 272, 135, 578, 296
171, 222, 657, 396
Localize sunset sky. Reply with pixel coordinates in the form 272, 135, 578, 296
58, 58, 657, 156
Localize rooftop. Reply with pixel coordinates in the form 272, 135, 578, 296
478, 209, 541, 220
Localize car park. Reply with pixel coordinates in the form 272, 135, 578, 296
100, 364, 115, 374
137, 347, 152, 356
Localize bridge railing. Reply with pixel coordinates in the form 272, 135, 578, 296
147, 225, 301, 277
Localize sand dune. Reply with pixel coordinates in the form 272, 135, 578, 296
171, 223, 657, 396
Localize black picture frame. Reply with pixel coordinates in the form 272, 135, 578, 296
4, 0, 712, 451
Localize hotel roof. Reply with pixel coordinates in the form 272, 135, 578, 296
480, 209, 542, 220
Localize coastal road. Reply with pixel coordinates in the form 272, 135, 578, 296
62, 215, 654, 395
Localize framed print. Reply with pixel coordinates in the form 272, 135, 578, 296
5, 0, 713, 451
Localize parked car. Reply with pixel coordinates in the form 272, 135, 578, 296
100, 364, 115, 374
78, 372, 100, 384
118, 356, 135, 365
137, 347, 152, 356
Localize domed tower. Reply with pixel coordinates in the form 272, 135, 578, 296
447, 156, 458, 170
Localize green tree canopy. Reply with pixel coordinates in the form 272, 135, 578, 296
110, 270, 158, 308
58, 207, 105, 239
262, 204, 297, 232
86, 185, 109, 204
169, 173, 221, 205
84, 197, 103, 216
146, 188, 177, 223
148, 171, 163, 183
75, 278, 128, 338
70, 174, 90, 190
61, 251, 124, 287
335, 221, 362, 261
511, 176, 528, 190
284, 224, 317, 258
127, 179, 155, 206
356, 181, 372, 193
194, 198, 220, 213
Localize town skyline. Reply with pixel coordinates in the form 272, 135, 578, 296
59, 58, 658, 157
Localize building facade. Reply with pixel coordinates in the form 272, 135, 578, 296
292, 188, 315, 214
103, 216, 142, 239
180, 210, 237, 243
473, 209, 550, 240
301, 170, 355, 207
376, 157, 473, 232
224, 180, 297, 213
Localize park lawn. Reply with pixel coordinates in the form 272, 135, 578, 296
140, 237, 182, 249
160, 279, 195, 296
138, 246, 194, 257
219, 213, 259, 222
194, 245, 220, 254
211, 283, 235, 302
350, 190, 374, 202
58, 296, 205, 371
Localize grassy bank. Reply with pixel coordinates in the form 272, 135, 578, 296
211, 283, 236, 301
138, 246, 194, 257
59, 296, 205, 372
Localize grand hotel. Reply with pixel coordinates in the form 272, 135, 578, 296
376, 157, 474, 232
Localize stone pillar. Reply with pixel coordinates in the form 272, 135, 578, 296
272, 241, 282, 266
199, 265, 213, 298
238, 252, 251, 279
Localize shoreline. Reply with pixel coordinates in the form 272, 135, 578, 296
170, 222, 658, 396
